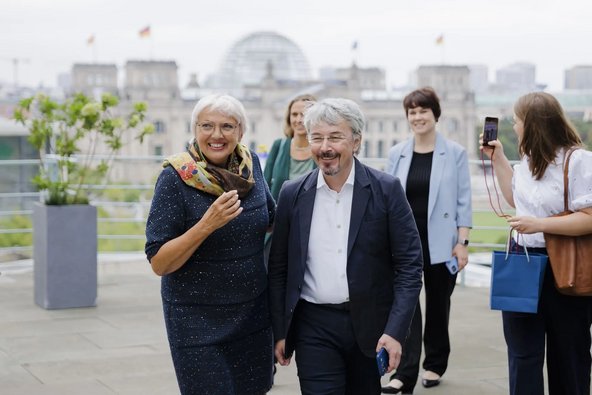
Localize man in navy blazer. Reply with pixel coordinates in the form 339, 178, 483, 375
268, 98, 423, 394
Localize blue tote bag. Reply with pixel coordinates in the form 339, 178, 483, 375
490, 231, 548, 313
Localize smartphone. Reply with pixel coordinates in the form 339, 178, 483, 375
445, 256, 459, 275
483, 116, 499, 146
376, 347, 388, 376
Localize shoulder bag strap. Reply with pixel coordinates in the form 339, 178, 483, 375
562, 147, 579, 212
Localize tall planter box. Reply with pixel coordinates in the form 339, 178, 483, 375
33, 203, 98, 309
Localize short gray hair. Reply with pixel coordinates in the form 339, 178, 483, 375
190, 94, 249, 134
303, 98, 365, 139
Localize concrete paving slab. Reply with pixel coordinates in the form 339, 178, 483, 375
0, 258, 518, 394
21, 353, 173, 384
2, 380, 115, 395
0, 333, 100, 363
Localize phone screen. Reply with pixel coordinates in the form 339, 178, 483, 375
483, 117, 499, 146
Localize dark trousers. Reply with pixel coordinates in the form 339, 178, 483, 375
292, 300, 381, 395
392, 261, 456, 389
503, 255, 592, 395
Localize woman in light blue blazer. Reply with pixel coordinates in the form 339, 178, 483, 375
381, 87, 472, 394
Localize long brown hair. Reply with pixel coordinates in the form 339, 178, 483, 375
514, 92, 582, 180
283, 94, 316, 137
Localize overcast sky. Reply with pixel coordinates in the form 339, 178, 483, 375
2, 0, 591, 92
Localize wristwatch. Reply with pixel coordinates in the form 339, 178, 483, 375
458, 238, 469, 246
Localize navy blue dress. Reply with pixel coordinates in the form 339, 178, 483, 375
145, 154, 275, 395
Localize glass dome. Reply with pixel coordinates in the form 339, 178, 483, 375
209, 31, 312, 88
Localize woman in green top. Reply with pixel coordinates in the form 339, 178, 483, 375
264, 94, 317, 201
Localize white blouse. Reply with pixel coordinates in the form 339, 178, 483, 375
512, 148, 592, 247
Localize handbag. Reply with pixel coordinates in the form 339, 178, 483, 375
543, 147, 592, 296
490, 230, 548, 313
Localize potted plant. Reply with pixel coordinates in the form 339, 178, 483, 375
13, 92, 153, 309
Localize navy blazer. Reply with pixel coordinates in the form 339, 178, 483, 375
268, 158, 423, 358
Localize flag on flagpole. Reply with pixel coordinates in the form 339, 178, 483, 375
87, 34, 95, 46
139, 25, 151, 38
435, 34, 444, 45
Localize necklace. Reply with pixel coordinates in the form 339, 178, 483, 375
292, 142, 310, 151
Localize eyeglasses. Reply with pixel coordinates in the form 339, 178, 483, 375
308, 135, 348, 146
197, 122, 239, 135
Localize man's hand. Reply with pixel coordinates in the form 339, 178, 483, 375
376, 334, 402, 373
275, 339, 291, 366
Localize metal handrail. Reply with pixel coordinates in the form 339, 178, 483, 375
0, 156, 514, 258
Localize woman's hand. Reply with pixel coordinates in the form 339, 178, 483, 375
479, 133, 505, 162
452, 243, 469, 271
149, 190, 243, 276
200, 190, 243, 232
507, 216, 542, 234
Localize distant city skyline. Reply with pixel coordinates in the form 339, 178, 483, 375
2, 0, 591, 92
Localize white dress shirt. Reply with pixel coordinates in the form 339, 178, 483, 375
300, 165, 355, 304
512, 148, 592, 247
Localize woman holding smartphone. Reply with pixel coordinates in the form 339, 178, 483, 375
481, 91, 592, 395
382, 87, 472, 394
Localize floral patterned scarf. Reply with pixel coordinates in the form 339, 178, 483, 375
164, 138, 254, 198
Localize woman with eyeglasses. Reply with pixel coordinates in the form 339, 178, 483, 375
382, 87, 472, 394
145, 94, 275, 394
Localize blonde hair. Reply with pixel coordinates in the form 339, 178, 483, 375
283, 94, 316, 137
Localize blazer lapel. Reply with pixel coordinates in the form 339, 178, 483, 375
428, 133, 446, 218
296, 170, 318, 270
347, 159, 371, 257
395, 139, 415, 189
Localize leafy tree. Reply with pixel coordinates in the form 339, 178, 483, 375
13, 93, 154, 205
571, 120, 592, 149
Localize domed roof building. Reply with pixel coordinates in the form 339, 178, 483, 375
206, 31, 312, 89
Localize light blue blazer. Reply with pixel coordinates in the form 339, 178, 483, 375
386, 133, 472, 264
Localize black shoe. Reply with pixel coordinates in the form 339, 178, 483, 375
381, 380, 414, 394
421, 378, 441, 388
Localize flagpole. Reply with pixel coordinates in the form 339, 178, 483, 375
87, 35, 98, 64
435, 34, 445, 65
351, 40, 358, 65
139, 25, 152, 60
150, 36, 154, 60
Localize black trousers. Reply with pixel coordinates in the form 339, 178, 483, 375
391, 261, 456, 390
292, 300, 381, 395
502, 250, 592, 395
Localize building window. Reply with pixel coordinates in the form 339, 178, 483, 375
393, 121, 398, 132
378, 120, 384, 133
377, 140, 384, 158
186, 121, 192, 134
154, 120, 166, 134
448, 118, 459, 133
363, 141, 370, 157
154, 145, 163, 157
250, 121, 256, 134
